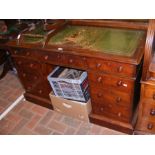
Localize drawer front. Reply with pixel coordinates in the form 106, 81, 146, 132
89, 85, 132, 108
18, 71, 41, 86
13, 57, 41, 73
38, 51, 61, 65
28, 82, 50, 99
23, 79, 50, 99
142, 100, 155, 121
16, 70, 50, 99
91, 100, 131, 122
11, 48, 36, 58
86, 58, 136, 77
88, 71, 135, 93
61, 54, 87, 69
143, 84, 155, 100
137, 120, 155, 133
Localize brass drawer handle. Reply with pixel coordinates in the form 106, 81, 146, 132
30, 63, 34, 68
39, 90, 43, 94
108, 104, 112, 108
57, 55, 60, 59
97, 93, 102, 97
97, 76, 102, 83
147, 123, 153, 130
34, 76, 38, 80
117, 80, 122, 86
82, 57, 86, 61
107, 62, 111, 66
116, 97, 121, 103
27, 86, 31, 90
18, 61, 22, 65
96, 63, 101, 68
150, 109, 155, 116
69, 59, 73, 63
14, 50, 18, 54
118, 112, 122, 117
117, 66, 123, 72
117, 81, 127, 87
26, 52, 30, 56
100, 107, 104, 112
23, 73, 26, 77
44, 55, 49, 60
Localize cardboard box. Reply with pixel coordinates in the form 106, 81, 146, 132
49, 92, 92, 122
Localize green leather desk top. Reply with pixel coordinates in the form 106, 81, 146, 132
48, 25, 144, 57
22, 25, 46, 44
23, 37, 44, 43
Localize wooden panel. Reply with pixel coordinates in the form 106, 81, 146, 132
24, 93, 53, 109
142, 20, 155, 80
89, 113, 134, 134
69, 19, 148, 30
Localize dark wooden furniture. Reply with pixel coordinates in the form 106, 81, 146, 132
135, 20, 155, 134
0, 20, 30, 79
1, 20, 148, 134
0, 50, 14, 79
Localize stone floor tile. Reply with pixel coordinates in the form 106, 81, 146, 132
34, 124, 52, 135
61, 116, 82, 129
19, 109, 34, 119
48, 120, 67, 133
39, 110, 55, 125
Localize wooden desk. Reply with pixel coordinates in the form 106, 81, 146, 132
3, 20, 147, 134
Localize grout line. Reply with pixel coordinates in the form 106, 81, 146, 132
0, 94, 25, 120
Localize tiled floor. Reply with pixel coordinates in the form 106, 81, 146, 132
0, 71, 125, 135
0, 69, 24, 114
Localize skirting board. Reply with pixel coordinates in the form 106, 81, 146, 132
0, 94, 24, 120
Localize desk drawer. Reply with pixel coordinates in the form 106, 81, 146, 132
137, 120, 155, 133
142, 100, 155, 121
86, 58, 136, 77
90, 85, 132, 108
28, 83, 50, 99
61, 54, 87, 69
17, 71, 43, 91
38, 51, 61, 65
13, 57, 41, 73
19, 71, 41, 84
21, 77, 50, 99
11, 48, 36, 58
143, 84, 155, 101
92, 99, 131, 122
88, 71, 135, 93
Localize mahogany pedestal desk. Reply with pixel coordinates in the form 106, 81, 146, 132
4, 20, 147, 134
